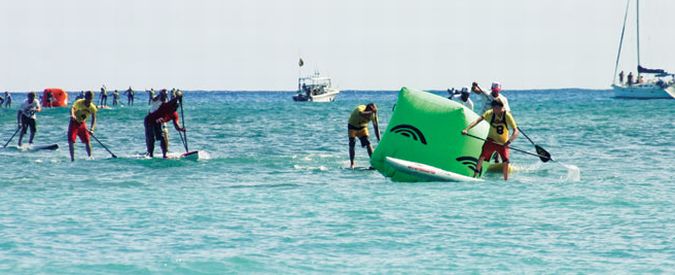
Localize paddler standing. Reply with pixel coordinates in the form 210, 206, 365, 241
348, 103, 381, 169
16, 92, 42, 147
462, 98, 519, 180
471, 81, 510, 114
144, 89, 185, 158
68, 91, 98, 161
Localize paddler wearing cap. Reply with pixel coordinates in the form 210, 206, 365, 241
471, 82, 510, 114
448, 87, 474, 111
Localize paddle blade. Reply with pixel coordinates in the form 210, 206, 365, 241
535, 145, 552, 162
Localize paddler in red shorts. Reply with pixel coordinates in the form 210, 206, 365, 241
144, 90, 185, 158
68, 91, 98, 161
462, 98, 519, 180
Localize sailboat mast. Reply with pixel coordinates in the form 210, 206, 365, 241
613, 0, 631, 85
636, 0, 641, 78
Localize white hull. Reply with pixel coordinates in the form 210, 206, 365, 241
385, 157, 482, 182
308, 88, 340, 102
612, 84, 675, 99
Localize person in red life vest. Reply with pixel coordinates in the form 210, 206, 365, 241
68, 91, 97, 161
144, 90, 186, 158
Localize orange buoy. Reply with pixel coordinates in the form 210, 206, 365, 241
42, 88, 69, 107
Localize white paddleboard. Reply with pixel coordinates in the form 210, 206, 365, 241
385, 156, 482, 182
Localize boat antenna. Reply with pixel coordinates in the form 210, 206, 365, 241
636, 0, 641, 78
613, 0, 631, 85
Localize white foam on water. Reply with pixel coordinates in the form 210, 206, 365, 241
559, 162, 581, 182
197, 151, 211, 160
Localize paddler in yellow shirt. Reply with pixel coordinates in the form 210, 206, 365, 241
68, 91, 98, 161
348, 103, 381, 169
462, 98, 519, 180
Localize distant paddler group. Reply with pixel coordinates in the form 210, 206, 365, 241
1, 87, 198, 161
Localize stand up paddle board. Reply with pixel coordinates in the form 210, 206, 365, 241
179, 151, 199, 161
19, 144, 59, 151
385, 156, 482, 182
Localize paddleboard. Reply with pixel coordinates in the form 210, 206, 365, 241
179, 151, 199, 161
385, 156, 482, 182
19, 144, 59, 151
486, 162, 517, 173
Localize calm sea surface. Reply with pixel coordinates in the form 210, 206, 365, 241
0, 89, 673, 273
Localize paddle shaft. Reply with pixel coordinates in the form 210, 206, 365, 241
464, 133, 554, 162
3, 127, 21, 148
89, 131, 117, 158
179, 98, 189, 152
517, 127, 535, 145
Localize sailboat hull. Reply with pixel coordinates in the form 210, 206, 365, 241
612, 84, 675, 99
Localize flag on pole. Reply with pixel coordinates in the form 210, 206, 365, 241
298, 58, 304, 67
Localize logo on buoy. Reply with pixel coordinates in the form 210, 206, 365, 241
390, 124, 427, 145
456, 156, 482, 176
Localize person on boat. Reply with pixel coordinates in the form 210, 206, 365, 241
124, 86, 135, 106
4, 92, 12, 108
68, 91, 97, 162
348, 103, 381, 169
462, 98, 519, 180
144, 89, 185, 158
75, 91, 85, 100
637, 75, 645, 84
16, 92, 42, 147
99, 85, 108, 107
450, 87, 473, 111
471, 82, 510, 114
627, 72, 634, 85
0, 93, 4, 108
619, 71, 625, 84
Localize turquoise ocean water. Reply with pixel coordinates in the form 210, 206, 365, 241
0, 89, 673, 273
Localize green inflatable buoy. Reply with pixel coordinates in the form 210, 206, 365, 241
370, 87, 489, 182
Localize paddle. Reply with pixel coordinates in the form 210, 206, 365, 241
88, 131, 117, 158
463, 133, 553, 162
178, 96, 189, 152
3, 127, 21, 148
516, 127, 553, 163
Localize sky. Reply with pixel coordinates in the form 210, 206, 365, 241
1, 0, 675, 91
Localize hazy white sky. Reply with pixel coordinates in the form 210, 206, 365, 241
1, 0, 674, 91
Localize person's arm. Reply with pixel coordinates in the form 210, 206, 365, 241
172, 115, 185, 132
70, 105, 77, 121
36, 102, 42, 113
462, 117, 484, 135
90, 111, 97, 133
373, 114, 381, 141
504, 114, 518, 146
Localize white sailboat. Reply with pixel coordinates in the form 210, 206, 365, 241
611, 0, 675, 99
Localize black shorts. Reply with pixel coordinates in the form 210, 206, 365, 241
20, 116, 36, 132
349, 135, 370, 147
145, 120, 168, 141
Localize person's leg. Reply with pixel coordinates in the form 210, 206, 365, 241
68, 122, 76, 161
160, 129, 169, 158
349, 137, 356, 168
69, 141, 75, 161
28, 119, 36, 144
85, 141, 92, 158
145, 121, 155, 157
475, 157, 485, 178
502, 161, 509, 180
18, 122, 27, 146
